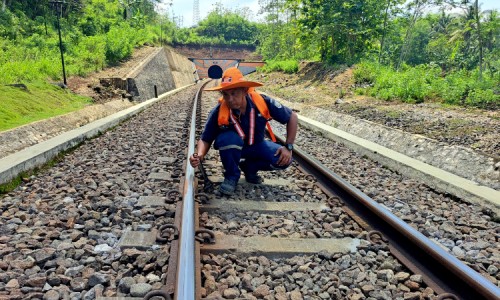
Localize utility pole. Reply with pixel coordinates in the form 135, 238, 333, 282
173, 14, 183, 28
193, 0, 200, 26
157, 4, 164, 46
49, 0, 67, 86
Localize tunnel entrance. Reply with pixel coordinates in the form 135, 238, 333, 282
189, 58, 265, 79
207, 65, 223, 79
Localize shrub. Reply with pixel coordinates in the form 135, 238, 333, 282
467, 89, 498, 107
260, 60, 299, 74
68, 35, 106, 75
354, 60, 499, 108
353, 60, 381, 84
105, 24, 134, 64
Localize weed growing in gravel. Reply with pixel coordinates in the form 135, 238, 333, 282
0, 176, 23, 194
385, 110, 403, 118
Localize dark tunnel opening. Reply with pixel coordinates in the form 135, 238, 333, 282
207, 65, 223, 79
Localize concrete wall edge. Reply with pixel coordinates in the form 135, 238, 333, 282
297, 117, 500, 214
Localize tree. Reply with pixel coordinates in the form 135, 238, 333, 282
257, 0, 297, 60
446, 1, 481, 70
481, 10, 499, 76
425, 11, 455, 70
287, 0, 387, 64
474, 0, 483, 79
196, 10, 258, 45
379, 0, 404, 64
396, 0, 435, 70
118, 0, 158, 20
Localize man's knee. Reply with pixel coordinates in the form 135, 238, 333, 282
214, 131, 243, 150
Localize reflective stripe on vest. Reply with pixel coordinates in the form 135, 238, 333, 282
229, 111, 246, 141
249, 107, 255, 145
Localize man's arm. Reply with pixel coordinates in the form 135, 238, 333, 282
275, 111, 298, 166
190, 105, 219, 167
285, 111, 298, 145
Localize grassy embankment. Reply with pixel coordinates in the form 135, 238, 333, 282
260, 60, 499, 109
0, 82, 92, 132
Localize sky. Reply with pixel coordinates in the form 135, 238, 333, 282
158, 0, 499, 28
159, 0, 261, 28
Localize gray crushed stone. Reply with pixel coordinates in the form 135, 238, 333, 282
276, 99, 499, 190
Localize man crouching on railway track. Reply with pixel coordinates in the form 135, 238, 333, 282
189, 67, 298, 196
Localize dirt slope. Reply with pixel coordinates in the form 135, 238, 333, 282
248, 62, 499, 158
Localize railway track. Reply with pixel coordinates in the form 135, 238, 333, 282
0, 83, 498, 300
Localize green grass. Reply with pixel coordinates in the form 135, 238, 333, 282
353, 60, 500, 109
0, 81, 92, 131
259, 60, 299, 74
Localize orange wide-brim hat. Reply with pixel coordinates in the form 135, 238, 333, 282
205, 67, 263, 91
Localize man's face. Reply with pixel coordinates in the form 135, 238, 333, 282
221, 88, 247, 110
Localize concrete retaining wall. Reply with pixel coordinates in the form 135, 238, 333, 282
165, 48, 198, 87
126, 47, 197, 101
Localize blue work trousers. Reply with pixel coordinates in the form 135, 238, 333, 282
213, 131, 291, 182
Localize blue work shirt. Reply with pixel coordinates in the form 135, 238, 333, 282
201, 93, 292, 145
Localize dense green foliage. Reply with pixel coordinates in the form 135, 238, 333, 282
260, 0, 499, 71
0, 0, 498, 109
0, 0, 164, 83
354, 60, 498, 107
255, 0, 498, 108
193, 10, 258, 46
0, 0, 165, 131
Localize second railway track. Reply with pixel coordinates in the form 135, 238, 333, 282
0, 82, 498, 300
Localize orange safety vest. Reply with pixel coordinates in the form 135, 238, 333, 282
217, 89, 276, 144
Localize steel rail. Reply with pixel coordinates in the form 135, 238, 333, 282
275, 133, 499, 300
175, 86, 204, 300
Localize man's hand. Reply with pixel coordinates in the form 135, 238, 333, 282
274, 146, 292, 166
190, 153, 203, 167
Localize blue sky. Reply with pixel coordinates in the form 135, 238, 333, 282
159, 0, 499, 28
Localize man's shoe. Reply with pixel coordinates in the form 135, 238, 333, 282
219, 178, 237, 195
245, 173, 264, 184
